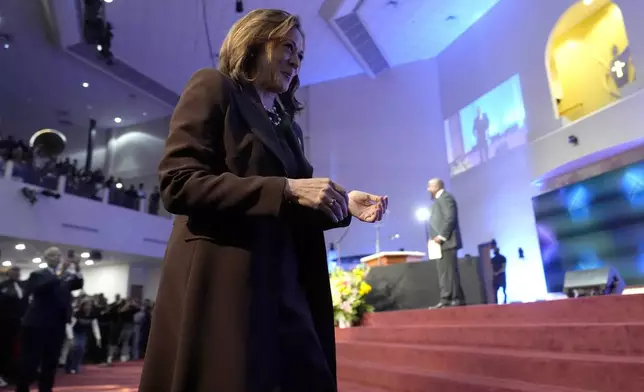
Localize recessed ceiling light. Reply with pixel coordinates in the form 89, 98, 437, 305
2, 260, 11, 267
82, 82, 89, 88
97, 44, 103, 51
32, 257, 41, 263
15, 243, 25, 250
114, 117, 122, 123
85, 259, 95, 266
3, 43, 9, 49
39, 262, 47, 269
104, 0, 113, 3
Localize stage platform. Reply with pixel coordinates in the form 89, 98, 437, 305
336, 293, 644, 391
364, 257, 488, 310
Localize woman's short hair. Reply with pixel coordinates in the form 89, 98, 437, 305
218, 9, 304, 117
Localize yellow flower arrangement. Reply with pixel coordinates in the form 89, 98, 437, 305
329, 264, 374, 327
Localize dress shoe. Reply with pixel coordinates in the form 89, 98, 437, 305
429, 302, 451, 309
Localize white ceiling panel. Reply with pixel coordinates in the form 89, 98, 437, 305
359, 0, 501, 66
0, 0, 172, 152
105, 0, 363, 92
0, 235, 160, 269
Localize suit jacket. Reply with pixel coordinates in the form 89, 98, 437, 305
0, 279, 28, 325
429, 190, 462, 250
139, 68, 349, 392
22, 269, 84, 329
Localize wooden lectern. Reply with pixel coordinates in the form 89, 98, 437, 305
360, 251, 426, 267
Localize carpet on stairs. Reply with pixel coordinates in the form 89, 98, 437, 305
336, 294, 644, 392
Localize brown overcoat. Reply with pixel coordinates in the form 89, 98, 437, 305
138, 68, 348, 392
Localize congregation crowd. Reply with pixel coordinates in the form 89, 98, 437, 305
0, 133, 162, 215
0, 264, 154, 389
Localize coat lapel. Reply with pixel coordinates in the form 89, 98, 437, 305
233, 85, 290, 174
283, 122, 313, 178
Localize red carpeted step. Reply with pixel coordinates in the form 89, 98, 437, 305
362, 294, 644, 326
338, 380, 394, 391
336, 321, 644, 356
338, 360, 596, 392
336, 341, 644, 391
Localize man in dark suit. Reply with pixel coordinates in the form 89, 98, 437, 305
0, 267, 28, 386
427, 178, 465, 308
15, 247, 83, 392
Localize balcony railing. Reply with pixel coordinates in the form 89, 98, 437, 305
1, 158, 170, 218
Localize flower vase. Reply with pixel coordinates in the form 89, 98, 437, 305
338, 319, 352, 329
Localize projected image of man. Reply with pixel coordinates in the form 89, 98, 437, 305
473, 107, 489, 164
427, 178, 465, 308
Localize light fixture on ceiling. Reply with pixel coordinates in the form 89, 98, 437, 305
2, 260, 11, 267
97, 44, 102, 51
85, 259, 95, 266
104, 0, 113, 3
15, 243, 26, 250
583, 0, 593, 5
81, 252, 90, 258
32, 257, 41, 263
82, 82, 89, 88
114, 117, 122, 124
39, 262, 47, 269
0, 32, 12, 49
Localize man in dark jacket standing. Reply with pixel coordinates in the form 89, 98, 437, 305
427, 178, 465, 308
0, 266, 28, 386
15, 247, 83, 392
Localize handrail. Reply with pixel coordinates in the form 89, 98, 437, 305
0, 159, 167, 217
533, 85, 644, 143
559, 102, 583, 116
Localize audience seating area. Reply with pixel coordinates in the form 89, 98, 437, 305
0, 135, 164, 217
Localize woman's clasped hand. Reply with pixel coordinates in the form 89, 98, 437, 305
285, 178, 387, 223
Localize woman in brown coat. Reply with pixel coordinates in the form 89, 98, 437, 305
138, 9, 388, 392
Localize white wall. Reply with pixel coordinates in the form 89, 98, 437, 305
434, 0, 644, 301
20, 262, 163, 302
20, 263, 130, 301
68, 117, 169, 182
128, 263, 162, 301
304, 0, 644, 302
81, 263, 130, 301
305, 59, 447, 257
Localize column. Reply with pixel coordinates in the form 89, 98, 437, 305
84, 119, 97, 172
103, 128, 114, 176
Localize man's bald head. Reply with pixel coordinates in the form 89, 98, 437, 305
427, 178, 445, 199
44, 247, 62, 269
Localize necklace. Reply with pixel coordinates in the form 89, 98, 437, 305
264, 105, 282, 127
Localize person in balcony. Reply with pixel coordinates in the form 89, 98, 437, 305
138, 9, 388, 392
